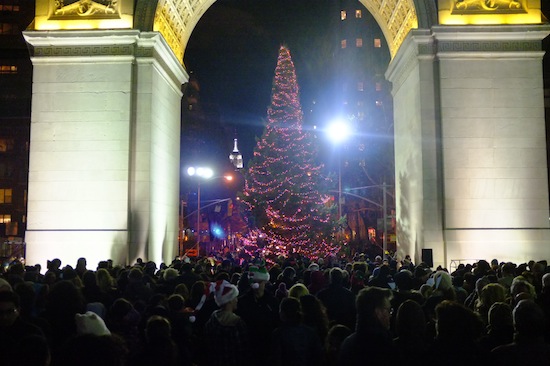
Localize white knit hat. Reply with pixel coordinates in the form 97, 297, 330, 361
214, 280, 239, 307
75, 311, 111, 336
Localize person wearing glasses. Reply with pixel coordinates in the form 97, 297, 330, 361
0, 290, 48, 364
338, 286, 394, 364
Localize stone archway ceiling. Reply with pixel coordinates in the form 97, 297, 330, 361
155, 0, 419, 64
359, 0, 418, 59
154, 0, 216, 63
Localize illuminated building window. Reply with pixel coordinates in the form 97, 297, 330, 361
356, 38, 363, 47
0, 23, 19, 35
0, 139, 14, 152
356, 10, 362, 18
357, 82, 364, 91
341, 39, 347, 49
374, 38, 381, 48
341, 10, 346, 20
375, 82, 382, 91
0, 65, 17, 74
0, 189, 13, 204
0, 215, 11, 224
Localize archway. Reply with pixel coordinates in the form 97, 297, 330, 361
24, 0, 550, 269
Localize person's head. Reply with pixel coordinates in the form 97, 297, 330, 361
288, 283, 309, 299
329, 267, 345, 286
478, 283, 507, 308
542, 272, 550, 289
475, 276, 490, 295
513, 299, 546, 340
395, 299, 426, 338
487, 302, 512, 333
0, 290, 20, 328
435, 300, 483, 342
279, 297, 302, 325
76, 257, 87, 268
167, 294, 185, 312
501, 262, 516, 277
510, 277, 536, 302
248, 266, 270, 294
163, 268, 179, 282
282, 266, 296, 280
326, 324, 352, 353
356, 286, 393, 330
394, 270, 413, 291
145, 315, 172, 343
0, 278, 12, 293
213, 280, 239, 310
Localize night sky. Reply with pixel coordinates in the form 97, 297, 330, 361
183, 0, 336, 166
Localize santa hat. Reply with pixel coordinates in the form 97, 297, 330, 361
249, 266, 270, 289
214, 280, 239, 307
75, 311, 111, 336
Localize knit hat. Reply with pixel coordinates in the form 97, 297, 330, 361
75, 311, 111, 336
432, 270, 452, 291
213, 280, 239, 307
249, 266, 270, 283
308, 263, 320, 271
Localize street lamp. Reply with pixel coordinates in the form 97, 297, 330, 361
326, 119, 351, 221
186, 167, 232, 256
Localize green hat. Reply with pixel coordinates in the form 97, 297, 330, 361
249, 265, 270, 282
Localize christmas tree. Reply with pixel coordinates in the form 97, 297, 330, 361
241, 45, 338, 260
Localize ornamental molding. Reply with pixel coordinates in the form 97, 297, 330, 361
32, 44, 133, 57
436, 40, 541, 53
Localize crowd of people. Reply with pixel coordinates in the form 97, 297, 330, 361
1, 252, 550, 365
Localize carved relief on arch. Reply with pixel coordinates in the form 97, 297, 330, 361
51, 0, 119, 18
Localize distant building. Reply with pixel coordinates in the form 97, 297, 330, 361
0, 1, 34, 240
229, 137, 243, 170
307, 1, 396, 245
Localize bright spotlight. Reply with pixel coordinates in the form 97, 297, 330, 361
327, 119, 351, 144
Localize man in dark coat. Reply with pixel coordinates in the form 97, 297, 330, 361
237, 266, 280, 366
317, 267, 356, 329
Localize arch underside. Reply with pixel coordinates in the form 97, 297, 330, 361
154, 0, 418, 63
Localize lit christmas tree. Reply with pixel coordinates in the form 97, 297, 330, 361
241, 45, 339, 260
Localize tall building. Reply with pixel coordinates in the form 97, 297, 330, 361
0, 1, 34, 245
318, 1, 395, 248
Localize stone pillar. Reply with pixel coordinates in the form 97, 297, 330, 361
388, 25, 550, 268
23, 30, 186, 269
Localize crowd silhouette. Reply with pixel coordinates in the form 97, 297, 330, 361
1, 252, 550, 365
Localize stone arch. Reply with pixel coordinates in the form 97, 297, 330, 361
26, 0, 550, 269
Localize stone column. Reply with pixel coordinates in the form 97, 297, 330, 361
388, 24, 550, 268
23, 30, 186, 269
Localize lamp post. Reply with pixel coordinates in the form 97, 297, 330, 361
186, 167, 232, 256
326, 119, 351, 238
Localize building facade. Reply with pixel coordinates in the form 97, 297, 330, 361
0, 0, 34, 245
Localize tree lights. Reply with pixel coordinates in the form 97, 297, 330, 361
241, 45, 339, 259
